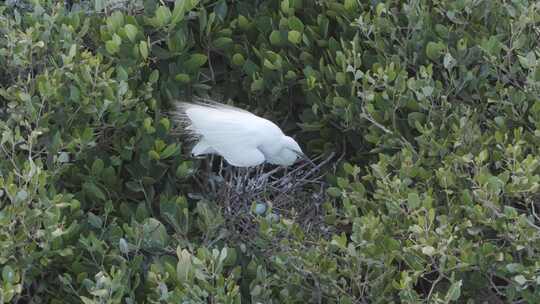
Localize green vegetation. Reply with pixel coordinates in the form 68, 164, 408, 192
1, 0, 540, 302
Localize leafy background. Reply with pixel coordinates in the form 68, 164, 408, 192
1, 0, 540, 303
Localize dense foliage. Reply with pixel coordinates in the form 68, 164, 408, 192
1, 0, 540, 302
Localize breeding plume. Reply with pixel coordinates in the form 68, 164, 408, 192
174, 101, 305, 167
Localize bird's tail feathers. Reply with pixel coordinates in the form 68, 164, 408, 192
171, 101, 200, 141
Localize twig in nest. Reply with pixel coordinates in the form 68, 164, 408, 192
192, 153, 336, 243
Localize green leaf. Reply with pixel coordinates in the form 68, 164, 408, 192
426, 41, 445, 60
336, 72, 346, 85
457, 38, 467, 50
68, 43, 77, 58
87, 212, 103, 228
83, 182, 106, 201
155, 6, 172, 26
125, 181, 144, 193
119, 238, 129, 254
518, 51, 536, 69
107, 11, 124, 31
288, 16, 304, 32
375, 3, 386, 16
112, 33, 122, 45
80, 297, 94, 304
251, 285, 263, 297
280, 0, 291, 14
124, 24, 138, 42
160, 199, 184, 233
444, 280, 462, 302
175, 73, 191, 83
250, 78, 264, 91
288, 30, 302, 44
421, 246, 436, 256
482, 36, 501, 57
116, 66, 128, 81
187, 0, 200, 11
333, 96, 348, 106
407, 112, 426, 128
269, 30, 282, 45
184, 54, 207, 71
142, 218, 169, 249
139, 41, 148, 59
160, 144, 179, 159
514, 275, 527, 286
149, 150, 161, 160
176, 162, 193, 178
285, 70, 297, 80
218, 247, 228, 265
149, 70, 159, 83
443, 52, 456, 70
105, 40, 119, 54
213, 37, 233, 49
232, 53, 245, 66
95, 0, 104, 11
506, 263, 523, 273
176, 248, 192, 283
214, 0, 228, 21
57, 152, 70, 163
14, 190, 28, 204
171, 0, 186, 25
238, 15, 250, 31
327, 187, 342, 198
477, 150, 489, 163
2, 265, 15, 283
407, 192, 420, 209
243, 59, 259, 76
344, 0, 358, 10
91, 159, 104, 176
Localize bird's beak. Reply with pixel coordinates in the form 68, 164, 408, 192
294, 150, 315, 166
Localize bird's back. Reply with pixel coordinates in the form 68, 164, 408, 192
175, 101, 283, 149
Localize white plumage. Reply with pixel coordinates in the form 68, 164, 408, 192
174, 101, 305, 167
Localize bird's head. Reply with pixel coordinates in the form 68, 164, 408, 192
277, 136, 311, 166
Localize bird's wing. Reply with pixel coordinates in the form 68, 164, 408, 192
218, 147, 266, 167
174, 102, 282, 161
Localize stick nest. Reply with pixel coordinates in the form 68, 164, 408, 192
192, 153, 336, 244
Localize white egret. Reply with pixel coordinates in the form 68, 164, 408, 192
174, 101, 307, 167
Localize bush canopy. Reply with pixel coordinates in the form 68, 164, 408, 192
0, 0, 539, 303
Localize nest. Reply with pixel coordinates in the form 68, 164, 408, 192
192, 153, 336, 244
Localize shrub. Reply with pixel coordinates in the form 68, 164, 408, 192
1, 0, 539, 303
